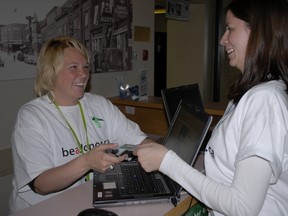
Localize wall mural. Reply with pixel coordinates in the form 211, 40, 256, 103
0, 0, 133, 81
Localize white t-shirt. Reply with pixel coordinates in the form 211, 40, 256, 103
160, 80, 288, 215
9, 93, 147, 213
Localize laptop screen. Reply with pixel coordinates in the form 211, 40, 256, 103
161, 83, 204, 124
163, 100, 211, 166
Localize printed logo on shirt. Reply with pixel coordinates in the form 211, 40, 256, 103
206, 146, 214, 158
91, 116, 104, 128
61, 139, 109, 157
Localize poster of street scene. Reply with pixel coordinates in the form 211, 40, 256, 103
0, 0, 133, 81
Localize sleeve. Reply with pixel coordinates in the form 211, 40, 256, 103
236, 87, 286, 183
11, 106, 53, 192
160, 151, 271, 216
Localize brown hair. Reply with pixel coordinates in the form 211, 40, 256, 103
226, 0, 288, 103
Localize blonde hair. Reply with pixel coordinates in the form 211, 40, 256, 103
35, 36, 90, 97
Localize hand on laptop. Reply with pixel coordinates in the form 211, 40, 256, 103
84, 143, 128, 173
135, 143, 169, 172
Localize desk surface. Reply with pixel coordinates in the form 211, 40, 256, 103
11, 181, 190, 216
109, 96, 164, 109
109, 96, 226, 116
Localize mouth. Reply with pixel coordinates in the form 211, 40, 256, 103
73, 82, 86, 88
226, 48, 234, 54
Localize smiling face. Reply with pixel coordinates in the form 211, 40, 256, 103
54, 47, 90, 106
220, 10, 251, 73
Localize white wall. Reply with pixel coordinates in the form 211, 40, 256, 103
167, 3, 207, 99
0, 79, 35, 150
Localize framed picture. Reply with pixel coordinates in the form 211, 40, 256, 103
0, 0, 133, 81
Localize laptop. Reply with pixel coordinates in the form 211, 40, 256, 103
161, 83, 204, 124
93, 100, 212, 207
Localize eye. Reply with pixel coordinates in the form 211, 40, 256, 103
84, 64, 89, 70
225, 25, 231, 31
68, 64, 78, 69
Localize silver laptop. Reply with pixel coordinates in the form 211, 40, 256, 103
93, 100, 212, 207
161, 83, 204, 124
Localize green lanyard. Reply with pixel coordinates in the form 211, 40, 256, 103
54, 101, 91, 180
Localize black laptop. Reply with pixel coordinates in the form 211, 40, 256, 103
93, 100, 212, 207
161, 83, 204, 124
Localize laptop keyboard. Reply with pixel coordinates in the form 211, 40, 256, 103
119, 164, 168, 195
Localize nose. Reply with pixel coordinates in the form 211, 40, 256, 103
220, 32, 228, 46
79, 67, 89, 78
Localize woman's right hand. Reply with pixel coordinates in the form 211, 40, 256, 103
84, 143, 127, 172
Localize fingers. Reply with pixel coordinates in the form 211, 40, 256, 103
102, 153, 128, 172
101, 145, 128, 164
95, 143, 119, 161
138, 142, 156, 148
97, 143, 118, 151
117, 154, 128, 162
87, 143, 130, 172
134, 142, 158, 156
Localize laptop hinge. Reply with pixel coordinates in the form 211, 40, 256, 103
171, 194, 180, 207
